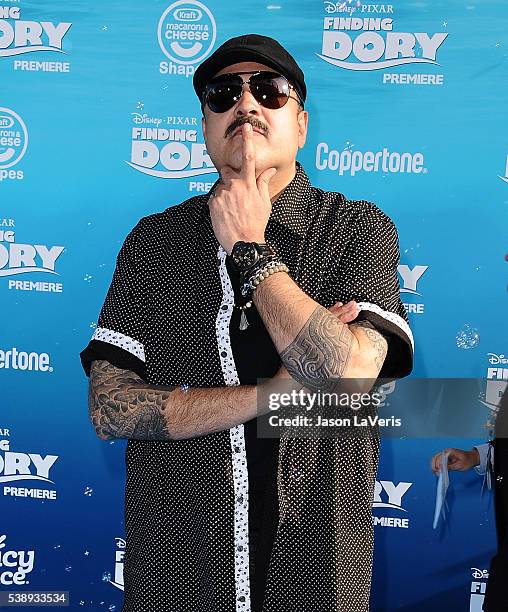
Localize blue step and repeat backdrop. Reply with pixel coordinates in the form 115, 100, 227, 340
1, 0, 508, 610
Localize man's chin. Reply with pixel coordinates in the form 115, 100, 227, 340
223, 152, 270, 175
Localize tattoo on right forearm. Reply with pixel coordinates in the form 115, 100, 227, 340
349, 321, 388, 370
89, 360, 177, 441
88, 360, 257, 441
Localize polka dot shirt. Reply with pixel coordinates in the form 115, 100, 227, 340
81, 162, 414, 612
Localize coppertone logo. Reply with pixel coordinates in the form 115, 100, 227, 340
0, 107, 27, 181
158, 0, 216, 78
0, 5, 71, 57
0, 534, 35, 586
318, 4, 447, 76
315, 143, 427, 176
0, 347, 52, 373
127, 112, 216, 179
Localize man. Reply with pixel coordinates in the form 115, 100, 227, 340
81, 34, 413, 612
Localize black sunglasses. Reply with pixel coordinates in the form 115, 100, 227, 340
202, 70, 303, 113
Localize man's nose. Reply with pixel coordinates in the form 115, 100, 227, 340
234, 85, 260, 116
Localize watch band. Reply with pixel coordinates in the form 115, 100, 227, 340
253, 242, 275, 258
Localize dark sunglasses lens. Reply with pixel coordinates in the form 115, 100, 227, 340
205, 77, 243, 113
251, 74, 290, 109
204, 72, 292, 112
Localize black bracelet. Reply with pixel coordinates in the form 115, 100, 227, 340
238, 254, 278, 286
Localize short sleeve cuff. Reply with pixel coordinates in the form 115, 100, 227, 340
80, 327, 146, 380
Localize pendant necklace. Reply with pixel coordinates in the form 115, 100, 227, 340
234, 300, 253, 330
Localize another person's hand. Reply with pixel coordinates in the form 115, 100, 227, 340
430, 447, 480, 475
328, 299, 360, 323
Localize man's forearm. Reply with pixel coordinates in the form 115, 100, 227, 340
89, 360, 260, 441
252, 272, 387, 390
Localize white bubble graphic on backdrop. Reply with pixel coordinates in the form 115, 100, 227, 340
456, 324, 480, 349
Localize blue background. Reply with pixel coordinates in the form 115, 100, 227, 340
1, 0, 507, 609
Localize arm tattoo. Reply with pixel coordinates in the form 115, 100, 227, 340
350, 321, 388, 371
279, 305, 354, 391
88, 360, 177, 441
279, 307, 389, 391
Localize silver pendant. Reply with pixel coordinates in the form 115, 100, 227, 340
239, 309, 249, 330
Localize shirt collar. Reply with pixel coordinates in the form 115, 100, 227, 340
267, 161, 313, 239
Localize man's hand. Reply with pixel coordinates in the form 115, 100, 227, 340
430, 447, 480, 475
208, 122, 277, 254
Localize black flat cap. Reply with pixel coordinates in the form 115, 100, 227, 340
193, 33, 306, 107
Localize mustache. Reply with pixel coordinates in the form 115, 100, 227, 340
224, 116, 269, 139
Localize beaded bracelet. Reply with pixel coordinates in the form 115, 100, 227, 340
240, 259, 289, 298
238, 254, 277, 284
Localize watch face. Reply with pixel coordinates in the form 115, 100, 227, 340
232, 242, 258, 270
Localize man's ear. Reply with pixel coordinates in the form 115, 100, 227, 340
201, 115, 206, 139
297, 110, 308, 149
